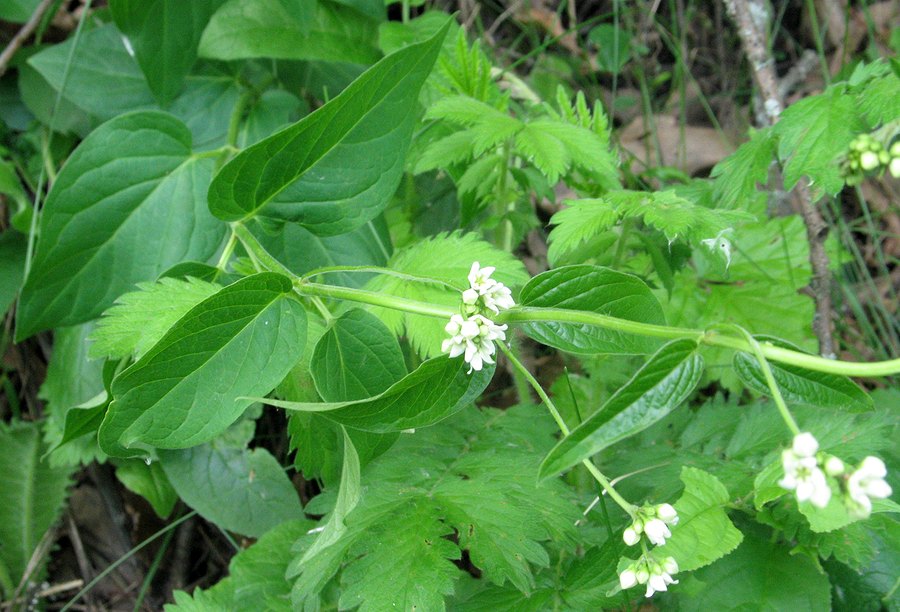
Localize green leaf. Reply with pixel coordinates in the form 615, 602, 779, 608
159, 442, 302, 538
775, 86, 866, 195
199, 0, 380, 64
0, 0, 40, 22
261, 355, 493, 433
676, 528, 831, 611
311, 309, 406, 402
365, 231, 528, 356
109, 0, 225, 104
0, 231, 26, 315
857, 69, 900, 125
99, 273, 307, 456
0, 422, 73, 597
710, 128, 776, 209
800, 496, 900, 534
114, 458, 178, 518
539, 339, 702, 478
207, 20, 448, 232
237, 90, 306, 148
733, 342, 873, 413
656, 467, 743, 572
518, 265, 667, 355
16, 111, 225, 340
90, 277, 221, 361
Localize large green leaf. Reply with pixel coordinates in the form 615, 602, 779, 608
311, 309, 406, 401
99, 273, 307, 456
539, 339, 703, 479
656, 467, 743, 572
110, 0, 225, 104
518, 265, 667, 355
159, 443, 302, 538
16, 111, 225, 340
198, 0, 380, 64
0, 422, 73, 597
0, 0, 40, 22
207, 20, 449, 234
261, 355, 493, 432
0, 231, 25, 315
733, 340, 872, 413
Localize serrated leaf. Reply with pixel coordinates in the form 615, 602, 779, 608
711, 128, 776, 209
159, 442, 302, 538
517, 265, 667, 355
775, 86, 866, 194
734, 343, 872, 413
198, 0, 380, 64
0, 422, 73, 596
857, 70, 900, 125
99, 273, 307, 456
539, 339, 703, 479
677, 529, 831, 611
90, 277, 221, 361
16, 111, 225, 340
207, 21, 448, 234
110, 0, 225, 104
365, 231, 528, 357
656, 467, 743, 571
311, 309, 406, 402
260, 355, 494, 432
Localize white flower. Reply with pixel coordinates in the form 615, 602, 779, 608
462, 288, 479, 306
656, 503, 678, 525
465, 261, 515, 315
846, 456, 892, 518
780, 447, 831, 509
442, 313, 507, 374
623, 527, 640, 546
468, 261, 497, 291
792, 432, 819, 457
643, 518, 672, 547
824, 456, 845, 477
661, 556, 678, 575
645, 560, 679, 598
619, 568, 638, 589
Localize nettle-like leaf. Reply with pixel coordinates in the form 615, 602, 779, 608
539, 339, 703, 479
207, 21, 448, 234
365, 231, 528, 356
856, 69, 900, 125
774, 85, 867, 195
198, 0, 380, 64
90, 277, 221, 361
167, 518, 313, 611
656, 467, 743, 572
547, 191, 754, 264
16, 111, 226, 340
0, 422, 74, 597
99, 273, 307, 456
517, 264, 667, 355
710, 127, 776, 209
290, 405, 580, 608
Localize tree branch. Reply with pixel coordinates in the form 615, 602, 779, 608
0, 0, 58, 78
723, 0, 837, 358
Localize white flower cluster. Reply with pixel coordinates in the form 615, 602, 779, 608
618, 503, 680, 598
779, 431, 892, 517
442, 263, 514, 374
619, 554, 679, 598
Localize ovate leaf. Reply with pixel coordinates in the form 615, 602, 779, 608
16, 111, 225, 339
734, 341, 872, 413
539, 339, 703, 479
198, 0, 380, 64
110, 0, 226, 104
656, 467, 743, 572
159, 442, 302, 538
207, 20, 449, 234
114, 458, 178, 518
0, 422, 73, 596
517, 265, 667, 355
261, 356, 493, 433
99, 273, 307, 456
311, 309, 406, 402
90, 277, 221, 361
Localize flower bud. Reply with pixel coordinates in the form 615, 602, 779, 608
860, 151, 880, 171
824, 456, 845, 477
635, 567, 650, 584
619, 568, 638, 589
890, 157, 900, 179
643, 518, 672, 547
656, 503, 678, 525
792, 432, 819, 457
623, 527, 640, 546
662, 556, 679, 575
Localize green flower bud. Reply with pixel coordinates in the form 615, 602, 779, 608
860, 151, 880, 171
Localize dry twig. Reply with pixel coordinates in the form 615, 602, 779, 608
0, 0, 58, 78
723, 0, 837, 358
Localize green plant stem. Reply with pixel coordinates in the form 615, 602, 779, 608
277, 280, 900, 377
132, 521, 176, 612
215, 228, 239, 271
499, 342, 636, 517
720, 324, 801, 436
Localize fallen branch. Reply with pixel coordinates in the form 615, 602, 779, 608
0, 0, 58, 78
